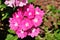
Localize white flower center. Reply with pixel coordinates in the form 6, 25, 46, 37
33, 18, 38, 23
19, 2, 23, 7
32, 29, 36, 33
14, 22, 18, 27
27, 8, 29, 11
25, 22, 29, 27
23, 3, 26, 5
16, 15, 19, 18
29, 12, 32, 15
26, 0, 28, 3
36, 11, 39, 15
21, 30, 24, 33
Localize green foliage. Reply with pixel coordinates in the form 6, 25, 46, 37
47, 5, 60, 13
48, 5, 56, 13
54, 29, 60, 40
57, 21, 60, 25
0, 0, 1, 4
35, 27, 60, 40
56, 10, 60, 13
28, 0, 34, 3
0, 4, 6, 8
2, 13, 8, 21
45, 32, 54, 40
8, 29, 15, 34
47, 5, 52, 10
35, 36, 41, 40
5, 34, 18, 40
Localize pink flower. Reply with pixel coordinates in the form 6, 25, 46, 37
19, 0, 28, 7
9, 18, 19, 31
4, 0, 28, 7
21, 19, 33, 31
35, 7, 45, 18
32, 16, 42, 27
16, 29, 27, 39
12, 11, 23, 20
24, 4, 35, 19
28, 28, 40, 37
9, 4, 45, 39
4, 0, 15, 7
24, 11, 35, 19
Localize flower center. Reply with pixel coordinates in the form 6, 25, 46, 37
27, 8, 29, 11
36, 11, 39, 15
33, 18, 38, 23
16, 15, 19, 18
32, 28, 35, 33
29, 12, 32, 15
19, 2, 23, 6
20, 30, 24, 33
25, 22, 29, 27
14, 22, 18, 27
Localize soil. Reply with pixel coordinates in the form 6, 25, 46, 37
33, 0, 60, 11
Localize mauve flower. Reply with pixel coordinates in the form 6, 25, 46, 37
4, 0, 15, 7
28, 28, 40, 37
24, 11, 35, 19
26, 4, 34, 12
24, 4, 35, 19
32, 16, 42, 27
9, 18, 19, 31
21, 19, 33, 31
4, 0, 28, 7
12, 11, 23, 20
16, 29, 27, 39
9, 4, 45, 39
35, 7, 45, 18
19, 0, 28, 7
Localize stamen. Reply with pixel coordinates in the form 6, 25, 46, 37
25, 22, 29, 27
36, 11, 39, 15
14, 22, 18, 26
33, 18, 38, 23
32, 28, 35, 33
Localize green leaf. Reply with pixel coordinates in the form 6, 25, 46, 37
5, 34, 18, 40
8, 29, 15, 34
35, 36, 41, 40
13, 36, 18, 40
0, 4, 6, 8
47, 5, 52, 10
51, 6, 56, 13
0, 0, 2, 4
1, 13, 8, 21
0, 4, 6, 11
56, 10, 60, 13
57, 21, 60, 25
54, 29, 60, 40
45, 33, 54, 40
5, 34, 14, 40
28, 0, 34, 3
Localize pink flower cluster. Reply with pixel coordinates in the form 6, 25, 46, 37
9, 4, 45, 39
4, 0, 28, 7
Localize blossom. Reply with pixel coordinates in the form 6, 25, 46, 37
12, 11, 23, 21
24, 4, 35, 19
16, 28, 27, 39
32, 16, 42, 27
9, 4, 45, 39
9, 18, 19, 31
4, 0, 28, 7
35, 7, 45, 18
28, 28, 40, 37
21, 19, 33, 31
